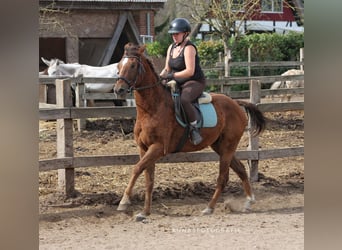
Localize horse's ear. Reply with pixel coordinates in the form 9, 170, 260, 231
138, 44, 147, 54
41, 57, 50, 66
124, 42, 134, 51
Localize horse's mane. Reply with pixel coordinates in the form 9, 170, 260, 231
124, 43, 160, 81
145, 57, 159, 80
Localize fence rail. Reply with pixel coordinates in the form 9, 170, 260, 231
39, 147, 304, 172
215, 60, 304, 68
39, 76, 304, 197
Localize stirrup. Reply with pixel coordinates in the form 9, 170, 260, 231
190, 126, 203, 145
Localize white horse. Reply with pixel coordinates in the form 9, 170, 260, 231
41, 57, 125, 106
269, 69, 304, 102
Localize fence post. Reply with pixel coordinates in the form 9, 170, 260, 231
300, 48, 304, 71
224, 49, 231, 78
223, 49, 231, 94
56, 79, 75, 197
248, 48, 251, 77
248, 80, 261, 182
75, 81, 86, 131
218, 52, 222, 63
39, 84, 47, 103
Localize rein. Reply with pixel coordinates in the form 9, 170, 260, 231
131, 81, 160, 92
117, 55, 160, 93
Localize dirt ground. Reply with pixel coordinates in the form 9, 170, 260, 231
39, 107, 304, 250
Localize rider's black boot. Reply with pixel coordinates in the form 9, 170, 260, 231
190, 126, 203, 145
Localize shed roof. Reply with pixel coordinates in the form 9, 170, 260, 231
40, 0, 166, 2
39, 0, 166, 10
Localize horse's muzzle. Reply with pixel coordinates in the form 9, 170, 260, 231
114, 86, 127, 96
115, 77, 132, 95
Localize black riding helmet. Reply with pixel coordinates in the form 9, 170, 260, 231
168, 18, 191, 46
168, 18, 191, 34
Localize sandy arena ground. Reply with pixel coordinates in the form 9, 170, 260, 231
39, 108, 304, 250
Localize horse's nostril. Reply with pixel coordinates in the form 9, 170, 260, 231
115, 87, 126, 95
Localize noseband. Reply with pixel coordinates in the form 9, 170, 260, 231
117, 55, 159, 92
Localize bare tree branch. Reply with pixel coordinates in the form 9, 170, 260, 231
39, 2, 73, 36
189, 0, 291, 76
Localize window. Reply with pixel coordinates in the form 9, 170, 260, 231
261, 0, 283, 12
222, 0, 245, 12
232, 0, 245, 12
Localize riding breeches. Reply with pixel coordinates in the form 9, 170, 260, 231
179, 79, 206, 123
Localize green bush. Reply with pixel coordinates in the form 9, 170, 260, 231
145, 41, 166, 57
197, 32, 303, 67
147, 32, 304, 66
231, 32, 304, 76
195, 32, 303, 91
145, 33, 172, 57
197, 40, 224, 67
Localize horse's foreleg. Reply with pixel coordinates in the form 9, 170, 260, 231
230, 156, 255, 211
117, 148, 147, 212
117, 165, 143, 211
118, 144, 163, 220
136, 164, 155, 221
202, 153, 232, 215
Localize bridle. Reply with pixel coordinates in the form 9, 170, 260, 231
117, 55, 160, 93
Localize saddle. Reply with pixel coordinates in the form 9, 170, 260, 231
166, 80, 217, 152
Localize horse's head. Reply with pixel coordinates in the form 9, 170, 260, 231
41, 57, 66, 76
114, 43, 146, 95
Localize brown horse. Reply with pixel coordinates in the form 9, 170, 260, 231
114, 43, 266, 221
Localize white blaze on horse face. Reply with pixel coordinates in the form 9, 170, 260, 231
122, 57, 129, 67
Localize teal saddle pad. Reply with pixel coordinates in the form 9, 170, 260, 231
199, 103, 217, 128
176, 103, 217, 128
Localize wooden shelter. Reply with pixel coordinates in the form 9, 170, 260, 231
39, 0, 166, 69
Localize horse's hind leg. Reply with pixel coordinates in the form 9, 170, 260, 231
230, 156, 255, 211
202, 152, 232, 215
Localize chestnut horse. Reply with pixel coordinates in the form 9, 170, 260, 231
114, 43, 266, 221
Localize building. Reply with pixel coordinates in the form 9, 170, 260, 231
39, 0, 166, 69
195, 0, 304, 40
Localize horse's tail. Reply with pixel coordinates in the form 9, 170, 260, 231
236, 100, 266, 136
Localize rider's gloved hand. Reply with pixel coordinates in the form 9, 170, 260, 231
159, 69, 168, 79
166, 72, 174, 80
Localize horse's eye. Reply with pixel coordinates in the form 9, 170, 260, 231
131, 64, 135, 69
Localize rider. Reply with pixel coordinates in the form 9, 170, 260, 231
160, 18, 206, 145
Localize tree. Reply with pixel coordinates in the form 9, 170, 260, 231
188, 0, 286, 76
39, 2, 72, 35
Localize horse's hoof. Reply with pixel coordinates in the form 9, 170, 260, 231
242, 203, 254, 213
117, 203, 130, 211
248, 194, 256, 203
242, 196, 256, 212
241, 207, 252, 213
135, 213, 148, 222
202, 207, 214, 215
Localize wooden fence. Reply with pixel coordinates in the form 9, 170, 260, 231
203, 47, 304, 95
204, 47, 304, 77
39, 73, 304, 197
